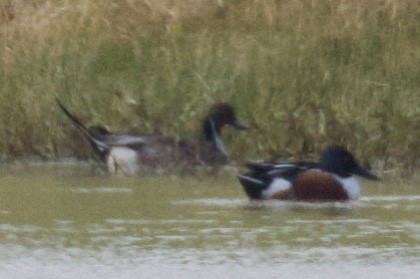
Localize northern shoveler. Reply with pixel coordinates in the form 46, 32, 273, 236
237, 145, 379, 202
57, 99, 248, 175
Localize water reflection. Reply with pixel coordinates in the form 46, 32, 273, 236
0, 166, 419, 278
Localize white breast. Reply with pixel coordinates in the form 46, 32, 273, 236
333, 175, 361, 200
107, 147, 139, 176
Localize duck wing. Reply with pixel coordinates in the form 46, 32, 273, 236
100, 133, 147, 149
244, 161, 318, 179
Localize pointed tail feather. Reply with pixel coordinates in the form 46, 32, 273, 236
56, 98, 91, 135
56, 98, 108, 153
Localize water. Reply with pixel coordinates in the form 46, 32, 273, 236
0, 163, 419, 278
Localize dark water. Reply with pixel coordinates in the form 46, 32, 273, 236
0, 163, 419, 278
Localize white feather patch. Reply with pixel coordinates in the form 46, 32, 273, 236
237, 175, 265, 185
333, 175, 361, 200
107, 147, 139, 176
262, 178, 291, 199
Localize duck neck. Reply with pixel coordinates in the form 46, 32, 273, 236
202, 116, 227, 155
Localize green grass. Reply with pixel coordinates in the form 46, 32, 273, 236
0, 0, 419, 175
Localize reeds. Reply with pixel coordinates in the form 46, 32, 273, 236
0, 0, 419, 175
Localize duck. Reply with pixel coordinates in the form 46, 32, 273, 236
237, 145, 379, 202
56, 99, 248, 175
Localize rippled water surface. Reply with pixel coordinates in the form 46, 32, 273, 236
0, 163, 419, 278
